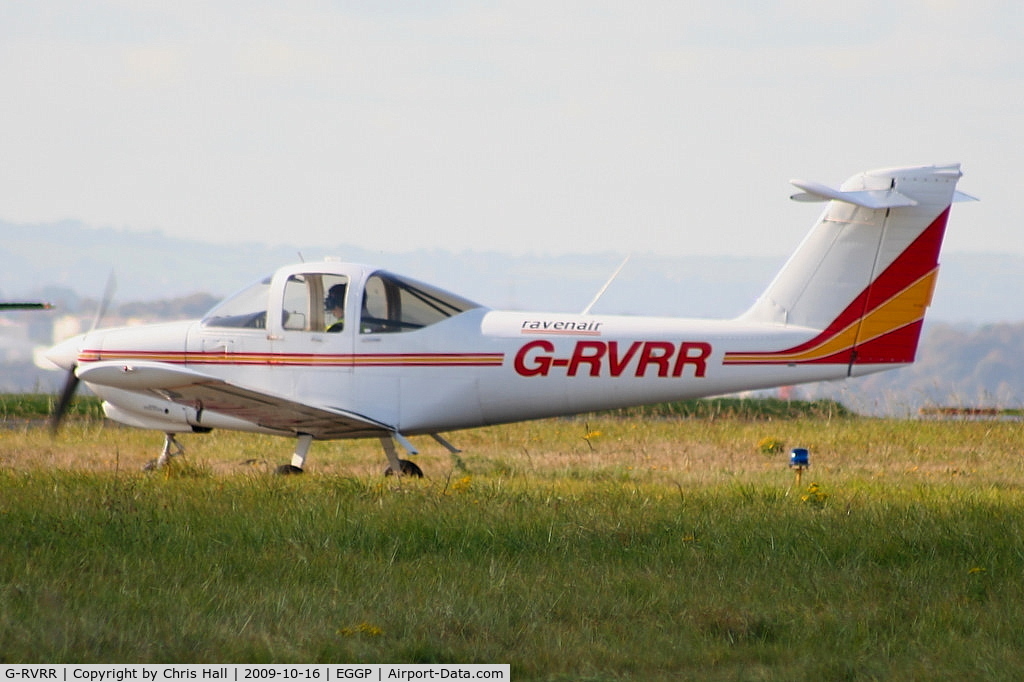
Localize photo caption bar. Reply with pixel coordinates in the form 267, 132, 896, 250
0, 666, 509, 682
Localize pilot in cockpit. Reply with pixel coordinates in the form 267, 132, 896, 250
324, 283, 346, 332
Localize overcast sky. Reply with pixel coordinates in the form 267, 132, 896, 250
0, 1, 1020, 258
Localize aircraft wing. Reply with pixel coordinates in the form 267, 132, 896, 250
0, 302, 52, 310
76, 360, 394, 439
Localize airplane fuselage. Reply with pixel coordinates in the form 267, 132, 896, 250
68, 300, 872, 439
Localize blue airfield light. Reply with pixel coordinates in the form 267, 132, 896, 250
789, 447, 809, 485
789, 448, 809, 468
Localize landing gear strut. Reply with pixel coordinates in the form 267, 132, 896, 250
271, 433, 429, 477
143, 433, 185, 471
380, 434, 424, 478
276, 434, 312, 475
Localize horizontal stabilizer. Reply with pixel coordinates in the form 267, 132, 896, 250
789, 179, 918, 209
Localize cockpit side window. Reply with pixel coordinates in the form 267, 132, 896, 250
201, 276, 272, 329
323, 275, 348, 332
282, 275, 312, 331
282, 273, 349, 332
360, 272, 479, 334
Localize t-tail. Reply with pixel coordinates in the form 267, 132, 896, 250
729, 164, 975, 377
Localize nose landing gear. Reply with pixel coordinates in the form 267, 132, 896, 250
143, 433, 186, 471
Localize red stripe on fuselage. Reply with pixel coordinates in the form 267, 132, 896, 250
77, 350, 505, 368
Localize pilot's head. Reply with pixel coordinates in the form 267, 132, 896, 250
324, 283, 347, 312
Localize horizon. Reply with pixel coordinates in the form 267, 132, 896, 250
0, 217, 1020, 327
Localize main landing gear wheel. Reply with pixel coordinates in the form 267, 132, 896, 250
384, 459, 424, 478
276, 434, 313, 475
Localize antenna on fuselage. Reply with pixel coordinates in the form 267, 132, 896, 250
580, 254, 630, 315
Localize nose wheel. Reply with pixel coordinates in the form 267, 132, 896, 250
144, 433, 185, 471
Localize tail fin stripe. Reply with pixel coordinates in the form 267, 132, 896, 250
724, 208, 950, 366
723, 269, 935, 365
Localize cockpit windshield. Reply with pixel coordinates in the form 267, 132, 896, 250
200, 269, 480, 332
360, 271, 480, 334
201, 276, 272, 329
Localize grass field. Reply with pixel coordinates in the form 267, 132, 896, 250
2, 399, 1024, 679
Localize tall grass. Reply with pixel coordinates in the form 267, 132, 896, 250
0, 393, 104, 420
2, 412, 1024, 678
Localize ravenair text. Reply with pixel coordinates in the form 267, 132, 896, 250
520, 319, 603, 335
514, 339, 712, 378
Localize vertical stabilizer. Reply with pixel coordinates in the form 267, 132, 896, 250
733, 164, 967, 373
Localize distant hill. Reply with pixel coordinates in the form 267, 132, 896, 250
800, 322, 1024, 415
2, 219, 1020, 323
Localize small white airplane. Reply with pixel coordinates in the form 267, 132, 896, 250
47, 164, 975, 475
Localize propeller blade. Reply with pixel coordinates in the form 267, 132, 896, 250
49, 368, 81, 434
50, 272, 113, 435
90, 270, 117, 332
